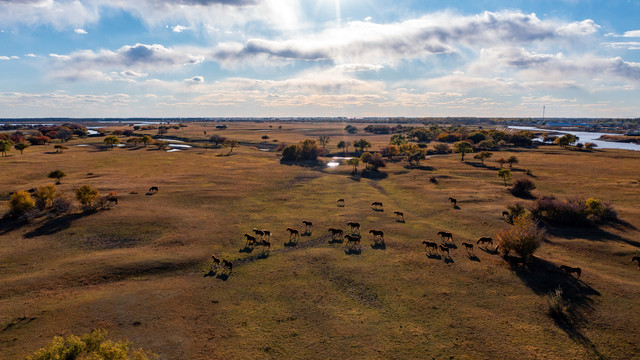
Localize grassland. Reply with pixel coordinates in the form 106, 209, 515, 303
1, 122, 639, 359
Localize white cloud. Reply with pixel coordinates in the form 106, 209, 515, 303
25, 53, 37, 57
0, 56, 10, 61
172, 25, 191, 33
211, 11, 601, 68
74, 28, 88, 34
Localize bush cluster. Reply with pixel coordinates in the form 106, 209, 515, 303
496, 216, 546, 259
511, 177, 536, 197
281, 139, 323, 162
530, 196, 617, 226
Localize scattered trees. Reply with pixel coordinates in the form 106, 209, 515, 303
318, 135, 330, 150
530, 196, 617, 226
280, 139, 320, 161
554, 134, 578, 148
498, 169, 512, 186
141, 135, 153, 147
389, 134, 407, 146
506, 155, 519, 169
497, 158, 506, 168
407, 150, 427, 167
337, 140, 350, 155
48, 169, 67, 184
347, 157, 360, 175
453, 141, 473, 161
353, 139, 371, 153
209, 134, 227, 146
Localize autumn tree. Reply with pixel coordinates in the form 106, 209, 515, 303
75, 184, 100, 210
389, 134, 407, 145
34, 184, 57, 209
0, 139, 12, 157
496, 216, 545, 260
8, 191, 35, 215
507, 155, 519, 169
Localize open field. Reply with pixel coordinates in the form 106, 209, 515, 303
1, 122, 640, 359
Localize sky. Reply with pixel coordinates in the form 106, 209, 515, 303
1, 0, 640, 118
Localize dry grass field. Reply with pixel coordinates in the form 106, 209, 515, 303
1, 121, 639, 359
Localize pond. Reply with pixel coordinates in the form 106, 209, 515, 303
509, 126, 640, 151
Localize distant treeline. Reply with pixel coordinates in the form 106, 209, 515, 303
2, 117, 639, 126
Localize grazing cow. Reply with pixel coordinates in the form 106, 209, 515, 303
347, 221, 361, 234
337, 199, 345, 207
345, 234, 361, 248
211, 254, 221, 270
394, 211, 404, 222
328, 228, 344, 239
437, 231, 453, 243
448, 197, 457, 206
302, 220, 313, 232
244, 233, 257, 247
148, 186, 159, 193
438, 244, 450, 256
560, 265, 582, 279
371, 201, 384, 210
286, 227, 300, 241
477, 237, 493, 246
631, 256, 640, 269
422, 241, 438, 253
262, 230, 271, 240
461, 242, 474, 252
253, 228, 265, 239
221, 259, 233, 273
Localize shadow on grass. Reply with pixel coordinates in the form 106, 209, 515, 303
284, 240, 299, 247
328, 238, 344, 244
279, 159, 324, 168
23, 212, 95, 238
479, 246, 500, 255
512, 256, 603, 359
344, 247, 362, 255
464, 162, 500, 171
371, 241, 386, 250
360, 170, 388, 180
404, 165, 435, 171
442, 243, 458, 249
239, 246, 254, 253
395, 219, 405, 223
443, 256, 455, 264
452, 204, 461, 210
546, 225, 640, 248
467, 254, 481, 262
301, 231, 312, 237
426, 253, 442, 260
371, 208, 384, 212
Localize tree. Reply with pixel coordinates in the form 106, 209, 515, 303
496, 216, 545, 260
223, 139, 238, 154
408, 150, 427, 167
347, 157, 360, 175
0, 139, 12, 157
26, 329, 154, 360
337, 140, 347, 155
281, 144, 298, 161
48, 169, 67, 184
54, 144, 68, 153
141, 135, 153, 147
497, 158, 507, 168
433, 143, 450, 154
35, 184, 57, 209
345, 125, 358, 134
14, 142, 29, 155
261, 135, 270, 142
507, 155, 519, 169
498, 169, 512, 187
473, 151, 493, 165
453, 141, 473, 161
318, 135, 330, 150
209, 134, 227, 146
360, 152, 374, 169
155, 140, 169, 151
103, 135, 120, 149
8, 191, 35, 215
75, 184, 100, 209
554, 134, 577, 148
389, 134, 407, 145
353, 139, 371, 153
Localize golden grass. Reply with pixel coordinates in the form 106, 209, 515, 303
1, 122, 640, 359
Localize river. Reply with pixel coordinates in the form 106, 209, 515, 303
508, 126, 640, 151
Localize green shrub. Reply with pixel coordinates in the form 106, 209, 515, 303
75, 185, 100, 209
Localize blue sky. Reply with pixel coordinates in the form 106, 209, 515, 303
1, 0, 640, 118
